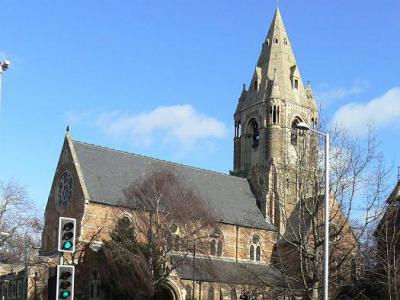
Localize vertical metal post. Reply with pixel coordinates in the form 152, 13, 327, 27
23, 238, 28, 300
0, 70, 3, 113
192, 240, 196, 300
324, 134, 330, 300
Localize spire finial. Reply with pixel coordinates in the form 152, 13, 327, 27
66, 125, 70, 133
398, 166, 400, 182
277, 0, 280, 9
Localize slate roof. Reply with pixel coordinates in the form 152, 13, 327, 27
172, 255, 297, 288
72, 140, 274, 230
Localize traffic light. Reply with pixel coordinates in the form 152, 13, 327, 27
56, 265, 74, 300
58, 217, 76, 253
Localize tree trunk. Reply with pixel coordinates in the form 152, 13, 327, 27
311, 281, 319, 300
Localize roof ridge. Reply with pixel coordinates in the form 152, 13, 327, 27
71, 140, 247, 181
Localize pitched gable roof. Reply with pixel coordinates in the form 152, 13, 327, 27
72, 140, 274, 231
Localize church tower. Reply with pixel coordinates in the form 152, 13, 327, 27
232, 8, 318, 233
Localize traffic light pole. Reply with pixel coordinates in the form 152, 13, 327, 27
57, 217, 76, 300
23, 237, 27, 300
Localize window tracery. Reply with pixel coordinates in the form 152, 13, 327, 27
89, 271, 101, 299
209, 228, 224, 257
249, 235, 262, 261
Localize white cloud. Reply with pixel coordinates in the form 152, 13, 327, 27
316, 79, 369, 105
333, 87, 400, 137
96, 104, 228, 151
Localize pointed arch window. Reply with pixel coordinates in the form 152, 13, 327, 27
249, 235, 262, 262
217, 240, 223, 256
185, 285, 192, 300
291, 118, 303, 146
89, 271, 101, 299
209, 228, 224, 256
249, 119, 260, 147
294, 79, 299, 91
207, 286, 215, 300
210, 239, 216, 255
272, 105, 280, 125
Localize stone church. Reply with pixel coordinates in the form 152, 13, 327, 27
36, 7, 325, 300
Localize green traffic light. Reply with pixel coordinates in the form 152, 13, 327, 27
60, 291, 71, 298
63, 241, 73, 250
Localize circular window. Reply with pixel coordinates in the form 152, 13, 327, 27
56, 172, 73, 211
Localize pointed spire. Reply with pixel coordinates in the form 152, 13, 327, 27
235, 84, 247, 114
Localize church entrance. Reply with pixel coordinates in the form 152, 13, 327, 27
154, 286, 176, 300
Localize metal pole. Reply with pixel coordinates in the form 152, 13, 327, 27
24, 238, 28, 300
324, 133, 330, 300
0, 70, 3, 113
192, 240, 195, 300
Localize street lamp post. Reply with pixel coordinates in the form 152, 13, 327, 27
0, 60, 11, 111
296, 122, 330, 300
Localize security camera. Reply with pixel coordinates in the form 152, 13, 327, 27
1, 60, 10, 71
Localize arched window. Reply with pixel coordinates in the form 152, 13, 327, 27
185, 285, 192, 300
249, 120, 260, 147
277, 106, 280, 123
272, 106, 280, 125
174, 235, 181, 251
291, 119, 300, 146
231, 288, 238, 300
273, 106, 277, 124
89, 271, 101, 299
209, 228, 224, 256
254, 80, 258, 91
210, 239, 216, 255
266, 39, 270, 46
250, 235, 262, 262
275, 38, 278, 43
217, 240, 223, 256
256, 246, 261, 261
294, 79, 299, 90
236, 121, 241, 138
269, 106, 273, 124
207, 286, 215, 300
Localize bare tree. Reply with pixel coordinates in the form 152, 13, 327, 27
78, 169, 218, 300
0, 179, 42, 265
250, 124, 387, 299
371, 191, 400, 300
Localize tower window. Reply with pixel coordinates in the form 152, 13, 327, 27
272, 106, 279, 125
291, 119, 301, 146
250, 120, 260, 147
294, 79, 299, 90
284, 38, 288, 45
275, 38, 278, 43
254, 80, 258, 91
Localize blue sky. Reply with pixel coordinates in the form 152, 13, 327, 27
0, 0, 399, 212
